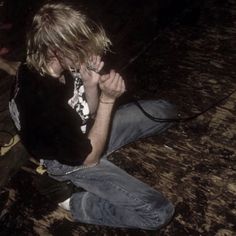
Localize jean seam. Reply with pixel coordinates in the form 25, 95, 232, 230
105, 179, 152, 210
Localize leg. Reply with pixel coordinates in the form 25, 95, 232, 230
43, 99, 176, 229
103, 99, 177, 157
45, 159, 174, 230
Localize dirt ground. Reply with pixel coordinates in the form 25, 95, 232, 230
0, 0, 235, 235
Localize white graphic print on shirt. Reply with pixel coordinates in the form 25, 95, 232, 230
68, 71, 90, 133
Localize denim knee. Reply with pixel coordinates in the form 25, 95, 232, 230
141, 200, 175, 230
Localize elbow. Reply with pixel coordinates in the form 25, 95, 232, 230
83, 151, 100, 166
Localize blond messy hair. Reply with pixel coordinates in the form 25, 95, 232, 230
26, 2, 111, 74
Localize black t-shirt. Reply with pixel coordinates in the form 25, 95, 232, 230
9, 63, 92, 166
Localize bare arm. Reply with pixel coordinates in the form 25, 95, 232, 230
80, 55, 104, 116
83, 83, 99, 117
83, 70, 125, 166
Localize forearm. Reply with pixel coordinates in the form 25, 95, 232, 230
84, 84, 99, 116
80, 57, 104, 115
83, 99, 114, 165
83, 69, 125, 166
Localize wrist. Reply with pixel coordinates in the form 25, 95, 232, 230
83, 81, 98, 88
99, 98, 115, 104
100, 94, 116, 104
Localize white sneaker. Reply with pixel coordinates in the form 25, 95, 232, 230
58, 197, 71, 211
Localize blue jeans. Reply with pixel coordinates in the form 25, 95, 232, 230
44, 100, 177, 230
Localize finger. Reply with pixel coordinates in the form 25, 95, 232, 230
85, 67, 91, 76
87, 55, 96, 71
115, 74, 122, 89
97, 61, 104, 72
95, 55, 100, 65
87, 55, 101, 73
122, 79, 126, 91
110, 69, 116, 81
80, 63, 90, 76
93, 55, 100, 69
120, 79, 126, 93
117, 75, 126, 93
116, 76, 123, 92
112, 76, 121, 93
110, 72, 121, 88
105, 70, 118, 88
92, 55, 97, 66
114, 72, 121, 81
87, 56, 92, 65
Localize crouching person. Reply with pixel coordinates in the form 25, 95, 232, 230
9, 2, 175, 230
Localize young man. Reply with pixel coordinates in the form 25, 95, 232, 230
8, 2, 176, 230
